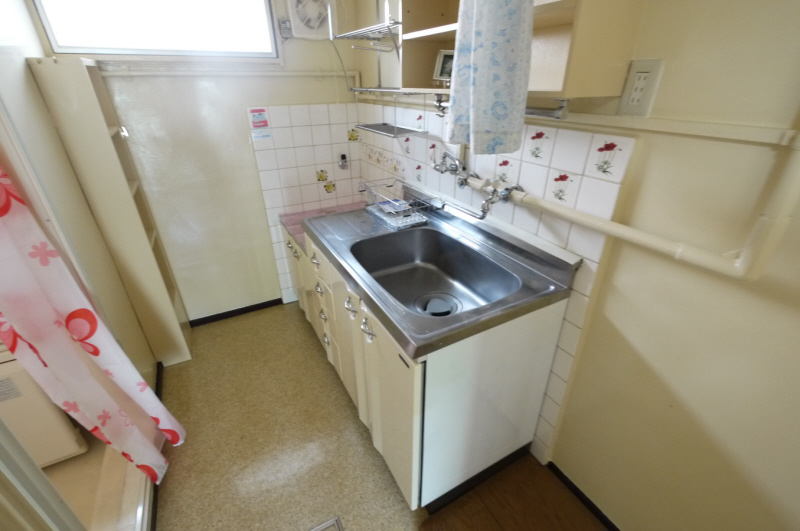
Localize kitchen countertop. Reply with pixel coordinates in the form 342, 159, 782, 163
279, 202, 365, 253
303, 207, 578, 359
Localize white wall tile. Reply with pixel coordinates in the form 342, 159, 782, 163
252, 131, 274, 151
320, 198, 337, 208
263, 189, 284, 209
584, 134, 635, 183
565, 290, 590, 328
545, 373, 567, 405
304, 200, 321, 211
268, 106, 291, 128
309, 104, 329, 125
540, 396, 560, 427
531, 436, 550, 464
425, 165, 441, 191
289, 105, 311, 126
518, 162, 549, 198
357, 103, 367, 122
537, 213, 572, 248
427, 111, 445, 139
545, 169, 582, 208
513, 206, 541, 235
333, 162, 351, 181
383, 105, 397, 124
279, 168, 300, 188
572, 259, 598, 297
276, 257, 290, 275
272, 241, 286, 260
255, 150, 278, 171
294, 146, 315, 165
259, 170, 281, 190
558, 320, 581, 355
550, 129, 592, 174
281, 288, 298, 303
313, 145, 333, 165
282, 186, 303, 206
490, 201, 515, 224
270, 225, 284, 243
327, 104, 347, 124
311, 125, 332, 145
275, 148, 297, 169
535, 417, 555, 447
551, 348, 574, 382
522, 125, 557, 166
473, 154, 497, 180
347, 103, 359, 123
567, 224, 606, 263
411, 136, 427, 162
330, 124, 349, 144
300, 183, 319, 203
266, 207, 285, 227
278, 272, 292, 290
439, 173, 456, 198
576, 176, 620, 220
292, 126, 313, 147
272, 127, 295, 149
337, 179, 354, 196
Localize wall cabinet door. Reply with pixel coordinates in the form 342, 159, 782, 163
361, 304, 423, 510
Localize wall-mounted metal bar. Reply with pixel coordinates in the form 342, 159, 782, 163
461, 137, 800, 280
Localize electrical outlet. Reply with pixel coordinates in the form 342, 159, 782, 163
618, 59, 664, 117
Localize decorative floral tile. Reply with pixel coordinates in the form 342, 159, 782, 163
428, 141, 443, 165
316, 168, 329, 182
412, 163, 425, 184
427, 111, 445, 140
583, 134, 635, 183
544, 169, 582, 208
472, 154, 497, 181
495, 157, 522, 186
522, 125, 557, 166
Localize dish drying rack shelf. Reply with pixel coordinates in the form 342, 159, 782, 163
359, 178, 430, 230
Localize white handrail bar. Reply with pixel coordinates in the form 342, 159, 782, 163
462, 140, 800, 280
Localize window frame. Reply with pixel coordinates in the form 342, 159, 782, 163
30, 0, 281, 59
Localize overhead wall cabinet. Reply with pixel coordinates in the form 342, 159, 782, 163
28, 57, 191, 367
337, 0, 644, 98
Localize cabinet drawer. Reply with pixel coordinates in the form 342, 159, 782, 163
309, 241, 333, 287
312, 279, 334, 320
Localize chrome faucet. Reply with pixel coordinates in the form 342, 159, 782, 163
433, 152, 465, 175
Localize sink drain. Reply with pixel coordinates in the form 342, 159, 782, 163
415, 293, 462, 317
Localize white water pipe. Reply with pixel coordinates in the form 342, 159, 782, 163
462, 140, 800, 280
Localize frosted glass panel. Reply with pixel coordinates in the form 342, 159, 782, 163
36, 0, 276, 55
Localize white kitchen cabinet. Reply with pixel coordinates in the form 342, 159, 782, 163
360, 303, 423, 510
330, 267, 360, 408
347, 291, 371, 427
283, 232, 304, 312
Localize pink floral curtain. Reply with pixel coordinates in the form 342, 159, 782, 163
0, 165, 183, 484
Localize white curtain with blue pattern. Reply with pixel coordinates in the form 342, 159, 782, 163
445, 0, 534, 154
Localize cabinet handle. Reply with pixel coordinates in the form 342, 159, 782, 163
322, 333, 330, 346
292, 249, 300, 259
311, 254, 321, 267
286, 241, 293, 249
360, 318, 375, 340
344, 297, 358, 316
319, 309, 327, 322
315, 283, 324, 295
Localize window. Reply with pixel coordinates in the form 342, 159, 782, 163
33, 0, 278, 57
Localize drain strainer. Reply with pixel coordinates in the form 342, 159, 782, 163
415, 292, 462, 317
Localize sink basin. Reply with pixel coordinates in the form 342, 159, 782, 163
351, 228, 521, 317
302, 202, 576, 358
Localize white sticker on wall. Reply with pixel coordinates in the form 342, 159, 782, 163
0, 378, 21, 402
251, 129, 272, 141
248, 107, 269, 129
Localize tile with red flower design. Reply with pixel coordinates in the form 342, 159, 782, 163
583, 134, 635, 183
544, 169, 582, 208
522, 125, 557, 166
495, 157, 522, 185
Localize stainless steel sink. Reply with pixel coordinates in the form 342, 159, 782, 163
351, 228, 523, 317
302, 193, 578, 359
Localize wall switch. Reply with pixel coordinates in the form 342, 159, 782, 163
618, 59, 665, 117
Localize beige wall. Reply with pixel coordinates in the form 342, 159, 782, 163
102, 1, 362, 320
552, 0, 800, 529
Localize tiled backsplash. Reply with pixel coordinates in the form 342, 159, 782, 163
356, 102, 635, 464
249, 103, 363, 302
252, 101, 634, 463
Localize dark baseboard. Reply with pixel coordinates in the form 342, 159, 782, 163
189, 298, 283, 327
424, 444, 530, 514
547, 462, 619, 531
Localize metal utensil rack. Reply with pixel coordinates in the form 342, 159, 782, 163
359, 178, 430, 230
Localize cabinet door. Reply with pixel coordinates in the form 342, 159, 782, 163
297, 241, 315, 322
330, 267, 360, 408
362, 304, 423, 510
